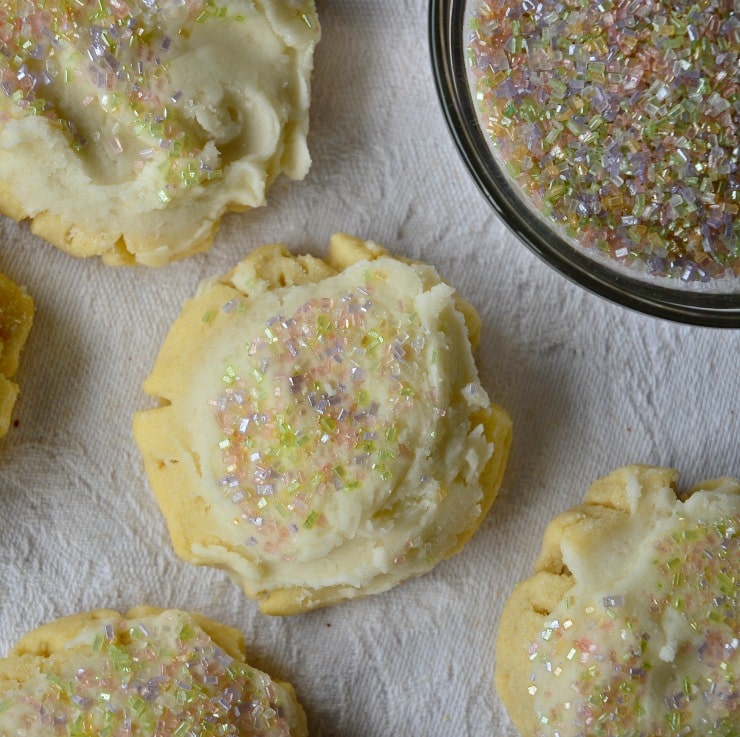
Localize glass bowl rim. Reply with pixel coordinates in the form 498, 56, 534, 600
429, 0, 740, 328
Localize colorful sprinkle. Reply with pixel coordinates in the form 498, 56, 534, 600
210, 269, 433, 555
0, 0, 228, 188
468, 0, 739, 283
528, 509, 739, 736
0, 0, 317, 194
0, 611, 295, 737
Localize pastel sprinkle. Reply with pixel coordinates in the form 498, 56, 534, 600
527, 512, 739, 736
0, 611, 294, 736
210, 270, 430, 553
0, 0, 240, 188
468, 0, 739, 283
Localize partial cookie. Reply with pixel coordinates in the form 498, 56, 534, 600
134, 234, 512, 613
0, 1, 319, 266
0, 271, 34, 437
495, 465, 739, 737
0, 607, 307, 736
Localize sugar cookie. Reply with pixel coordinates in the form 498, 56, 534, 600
0, 607, 307, 736
134, 234, 512, 613
0, 1, 319, 265
495, 465, 739, 737
0, 271, 34, 437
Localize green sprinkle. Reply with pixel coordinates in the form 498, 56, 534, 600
173, 722, 192, 737
467, 0, 739, 282
316, 315, 331, 338
178, 622, 196, 642
364, 329, 385, 350
108, 644, 132, 674
320, 417, 337, 434
46, 673, 73, 695
303, 510, 319, 529
128, 695, 148, 717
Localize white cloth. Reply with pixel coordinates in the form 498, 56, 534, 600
0, 2, 738, 735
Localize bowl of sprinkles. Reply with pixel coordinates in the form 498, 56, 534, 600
430, 0, 740, 326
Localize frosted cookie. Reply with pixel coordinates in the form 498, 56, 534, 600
0, 271, 34, 437
495, 465, 739, 737
0, 1, 319, 266
0, 607, 307, 736
134, 234, 512, 614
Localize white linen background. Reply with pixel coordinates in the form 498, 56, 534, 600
0, 1, 738, 735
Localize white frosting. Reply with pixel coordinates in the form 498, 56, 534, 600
177, 257, 494, 598
0, 610, 302, 736
0, 0, 319, 265
529, 474, 739, 737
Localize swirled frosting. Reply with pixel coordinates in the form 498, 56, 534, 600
134, 240, 511, 612
528, 475, 739, 737
0, 1, 319, 264
0, 609, 305, 736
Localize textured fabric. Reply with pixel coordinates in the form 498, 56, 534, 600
0, 2, 738, 736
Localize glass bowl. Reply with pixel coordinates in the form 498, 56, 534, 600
430, 0, 740, 327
